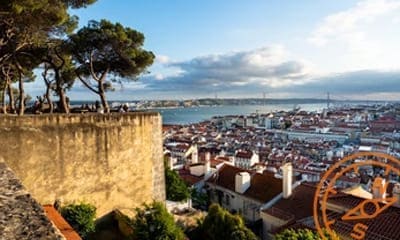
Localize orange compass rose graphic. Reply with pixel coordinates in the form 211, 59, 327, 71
313, 152, 400, 240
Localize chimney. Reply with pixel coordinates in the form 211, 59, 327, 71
372, 177, 387, 199
204, 152, 211, 180
282, 163, 293, 199
192, 145, 198, 164
168, 156, 175, 170
393, 183, 400, 207
235, 172, 251, 194
205, 152, 211, 162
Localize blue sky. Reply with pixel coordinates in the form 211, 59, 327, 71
26, 0, 400, 100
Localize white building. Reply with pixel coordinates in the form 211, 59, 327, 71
206, 164, 285, 223
234, 150, 260, 170
286, 130, 348, 143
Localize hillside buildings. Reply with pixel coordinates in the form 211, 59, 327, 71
164, 103, 400, 240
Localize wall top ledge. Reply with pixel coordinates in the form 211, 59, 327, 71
0, 112, 161, 127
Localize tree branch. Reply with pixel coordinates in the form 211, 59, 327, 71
42, 64, 53, 86
89, 51, 100, 82
75, 71, 100, 94
99, 66, 110, 82
0, 53, 12, 65
54, 47, 65, 70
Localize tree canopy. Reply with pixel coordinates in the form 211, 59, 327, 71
188, 203, 258, 240
0, 0, 94, 70
130, 202, 185, 240
0, 0, 154, 115
275, 228, 340, 240
0, 0, 96, 115
69, 19, 155, 113
39, 39, 76, 113
165, 166, 190, 202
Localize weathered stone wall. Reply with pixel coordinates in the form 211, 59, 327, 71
0, 163, 66, 240
0, 113, 165, 217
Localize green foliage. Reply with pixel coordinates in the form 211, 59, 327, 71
69, 19, 155, 112
189, 204, 257, 240
61, 203, 96, 239
38, 39, 77, 113
274, 228, 340, 240
131, 202, 185, 240
64, 0, 98, 9
0, 0, 156, 115
191, 188, 208, 208
165, 167, 190, 202
0, 0, 96, 115
275, 229, 319, 240
281, 120, 292, 129
0, 0, 96, 62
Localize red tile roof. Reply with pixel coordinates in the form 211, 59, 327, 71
43, 205, 81, 240
323, 193, 400, 240
162, 124, 179, 132
236, 151, 253, 159
210, 159, 225, 168
263, 183, 317, 221
207, 164, 282, 203
215, 156, 231, 162
274, 192, 400, 239
178, 169, 203, 186
207, 165, 250, 192
245, 173, 283, 203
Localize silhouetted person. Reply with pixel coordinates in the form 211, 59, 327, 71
95, 100, 104, 113
123, 104, 129, 112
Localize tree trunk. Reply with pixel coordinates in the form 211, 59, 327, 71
45, 83, 53, 114
1, 85, 6, 114
18, 77, 24, 116
14, 58, 25, 116
53, 69, 69, 114
6, 82, 15, 114
57, 88, 69, 114
98, 81, 109, 113
99, 90, 109, 113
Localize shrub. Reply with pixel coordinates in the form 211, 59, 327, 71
131, 202, 185, 240
61, 202, 96, 239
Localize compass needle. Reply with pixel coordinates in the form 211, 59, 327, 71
314, 152, 400, 240
342, 198, 397, 221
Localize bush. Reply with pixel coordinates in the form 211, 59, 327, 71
275, 228, 340, 240
165, 166, 190, 201
188, 204, 257, 240
61, 203, 96, 239
191, 188, 209, 209
131, 202, 185, 240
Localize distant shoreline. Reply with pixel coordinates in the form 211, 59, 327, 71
66, 98, 392, 104
61, 98, 393, 111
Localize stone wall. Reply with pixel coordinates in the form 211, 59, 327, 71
0, 113, 165, 217
0, 162, 66, 240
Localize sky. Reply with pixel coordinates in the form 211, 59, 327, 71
26, 0, 400, 101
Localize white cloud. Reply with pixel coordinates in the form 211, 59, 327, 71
392, 15, 400, 23
307, 0, 400, 73
125, 68, 400, 100
142, 43, 400, 100
147, 45, 314, 91
309, 0, 400, 47
154, 73, 165, 80
155, 55, 171, 64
